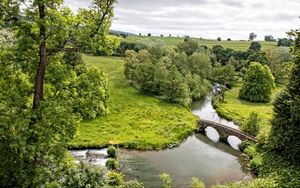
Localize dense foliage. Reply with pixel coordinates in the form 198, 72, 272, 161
277, 38, 293, 47
239, 62, 275, 102
0, 0, 115, 186
241, 112, 260, 136
267, 31, 300, 163
212, 64, 237, 88
114, 41, 147, 56
249, 41, 262, 52
124, 43, 212, 106
266, 47, 293, 83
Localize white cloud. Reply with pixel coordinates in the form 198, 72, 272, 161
65, 0, 300, 40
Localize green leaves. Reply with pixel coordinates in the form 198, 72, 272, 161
239, 62, 275, 103
124, 45, 212, 107
268, 31, 300, 163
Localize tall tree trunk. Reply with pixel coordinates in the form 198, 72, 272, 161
33, 2, 47, 110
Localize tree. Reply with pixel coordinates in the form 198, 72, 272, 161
266, 47, 293, 83
217, 37, 221, 41
247, 51, 269, 65
267, 31, 300, 163
148, 33, 151, 37
277, 38, 293, 47
0, 0, 116, 186
249, 32, 257, 41
124, 46, 212, 106
249, 41, 261, 52
264, 35, 275, 41
239, 62, 275, 103
177, 39, 200, 56
163, 66, 191, 106
227, 38, 231, 41
212, 64, 237, 88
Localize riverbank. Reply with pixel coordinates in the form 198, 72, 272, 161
211, 84, 300, 187
69, 55, 198, 149
212, 83, 283, 136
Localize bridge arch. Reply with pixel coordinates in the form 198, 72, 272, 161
197, 119, 256, 148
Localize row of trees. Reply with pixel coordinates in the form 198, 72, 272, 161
212, 43, 292, 84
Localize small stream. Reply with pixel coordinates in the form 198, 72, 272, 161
71, 96, 252, 187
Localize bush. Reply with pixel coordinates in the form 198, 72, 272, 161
122, 180, 144, 188
239, 141, 252, 152
191, 177, 205, 188
107, 171, 124, 186
248, 155, 263, 175
160, 173, 172, 188
107, 146, 117, 158
241, 112, 260, 136
105, 158, 120, 170
249, 41, 261, 52
239, 62, 274, 103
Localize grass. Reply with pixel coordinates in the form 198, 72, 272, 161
69, 55, 198, 149
123, 36, 277, 51
213, 83, 284, 134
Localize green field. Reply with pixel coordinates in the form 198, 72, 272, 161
123, 36, 277, 51
214, 84, 284, 135
70, 55, 198, 149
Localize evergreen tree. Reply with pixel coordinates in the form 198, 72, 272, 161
268, 31, 300, 163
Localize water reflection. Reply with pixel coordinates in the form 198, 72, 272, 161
205, 127, 220, 142
191, 96, 242, 150
120, 134, 252, 188
191, 96, 239, 129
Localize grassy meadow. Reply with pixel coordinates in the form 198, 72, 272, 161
123, 36, 277, 51
70, 55, 198, 149
214, 83, 284, 136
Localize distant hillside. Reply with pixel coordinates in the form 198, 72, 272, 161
122, 36, 277, 52
110, 30, 137, 36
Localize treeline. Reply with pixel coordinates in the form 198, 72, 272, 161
123, 37, 293, 105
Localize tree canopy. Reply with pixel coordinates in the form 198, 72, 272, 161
0, 0, 117, 186
239, 62, 275, 103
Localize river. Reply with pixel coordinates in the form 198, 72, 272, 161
71, 96, 253, 187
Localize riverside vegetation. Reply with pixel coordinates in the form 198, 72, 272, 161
1, 0, 300, 187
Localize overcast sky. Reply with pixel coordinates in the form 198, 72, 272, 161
65, 0, 300, 40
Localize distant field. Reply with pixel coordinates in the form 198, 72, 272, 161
70, 55, 197, 149
123, 36, 277, 51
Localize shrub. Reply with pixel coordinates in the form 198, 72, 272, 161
107, 171, 124, 186
239, 141, 252, 152
249, 41, 261, 52
241, 112, 260, 136
248, 155, 263, 175
191, 177, 205, 188
160, 173, 172, 188
122, 180, 144, 188
107, 146, 117, 158
239, 62, 275, 103
105, 158, 120, 170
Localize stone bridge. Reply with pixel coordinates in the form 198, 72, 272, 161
197, 119, 257, 143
